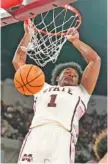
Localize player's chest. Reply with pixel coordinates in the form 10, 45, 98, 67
43, 86, 80, 95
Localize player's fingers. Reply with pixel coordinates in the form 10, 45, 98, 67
67, 27, 76, 35
66, 34, 74, 40
27, 19, 35, 29
24, 20, 29, 25
24, 19, 34, 34
24, 19, 33, 28
72, 30, 78, 35
24, 20, 29, 31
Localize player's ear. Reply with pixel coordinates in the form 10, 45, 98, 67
56, 76, 59, 82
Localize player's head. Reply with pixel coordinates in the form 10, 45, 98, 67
93, 129, 107, 161
51, 62, 83, 86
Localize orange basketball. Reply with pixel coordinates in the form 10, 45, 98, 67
14, 64, 45, 95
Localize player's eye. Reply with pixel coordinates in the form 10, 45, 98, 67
65, 71, 70, 74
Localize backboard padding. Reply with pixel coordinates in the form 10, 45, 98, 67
1, 0, 77, 27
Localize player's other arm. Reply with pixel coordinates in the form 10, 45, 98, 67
12, 20, 32, 71
67, 28, 101, 94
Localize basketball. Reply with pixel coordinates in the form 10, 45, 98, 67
14, 64, 45, 95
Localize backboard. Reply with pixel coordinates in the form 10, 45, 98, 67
0, 0, 77, 27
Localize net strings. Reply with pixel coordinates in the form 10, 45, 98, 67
23, 8, 79, 67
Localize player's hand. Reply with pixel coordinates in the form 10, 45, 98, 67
24, 19, 34, 40
24, 20, 30, 34
66, 27, 79, 43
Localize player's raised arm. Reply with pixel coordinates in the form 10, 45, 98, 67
12, 20, 33, 71
67, 28, 101, 94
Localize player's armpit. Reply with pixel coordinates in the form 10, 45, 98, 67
80, 57, 101, 94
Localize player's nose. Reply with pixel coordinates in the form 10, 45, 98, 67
69, 74, 74, 77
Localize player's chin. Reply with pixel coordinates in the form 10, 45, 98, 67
62, 81, 75, 86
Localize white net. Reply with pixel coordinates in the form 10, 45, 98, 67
25, 5, 81, 67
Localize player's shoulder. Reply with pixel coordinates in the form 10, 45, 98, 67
43, 82, 51, 89
73, 84, 91, 105
67, 84, 90, 95
77, 84, 91, 96
34, 82, 51, 97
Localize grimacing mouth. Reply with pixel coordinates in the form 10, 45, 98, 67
63, 75, 76, 82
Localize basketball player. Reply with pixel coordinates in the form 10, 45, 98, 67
12, 20, 101, 163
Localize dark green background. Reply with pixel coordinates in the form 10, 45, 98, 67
1, 0, 107, 96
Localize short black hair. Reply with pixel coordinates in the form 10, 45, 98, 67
51, 62, 83, 85
93, 129, 107, 161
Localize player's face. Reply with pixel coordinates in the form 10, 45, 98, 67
57, 68, 79, 86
